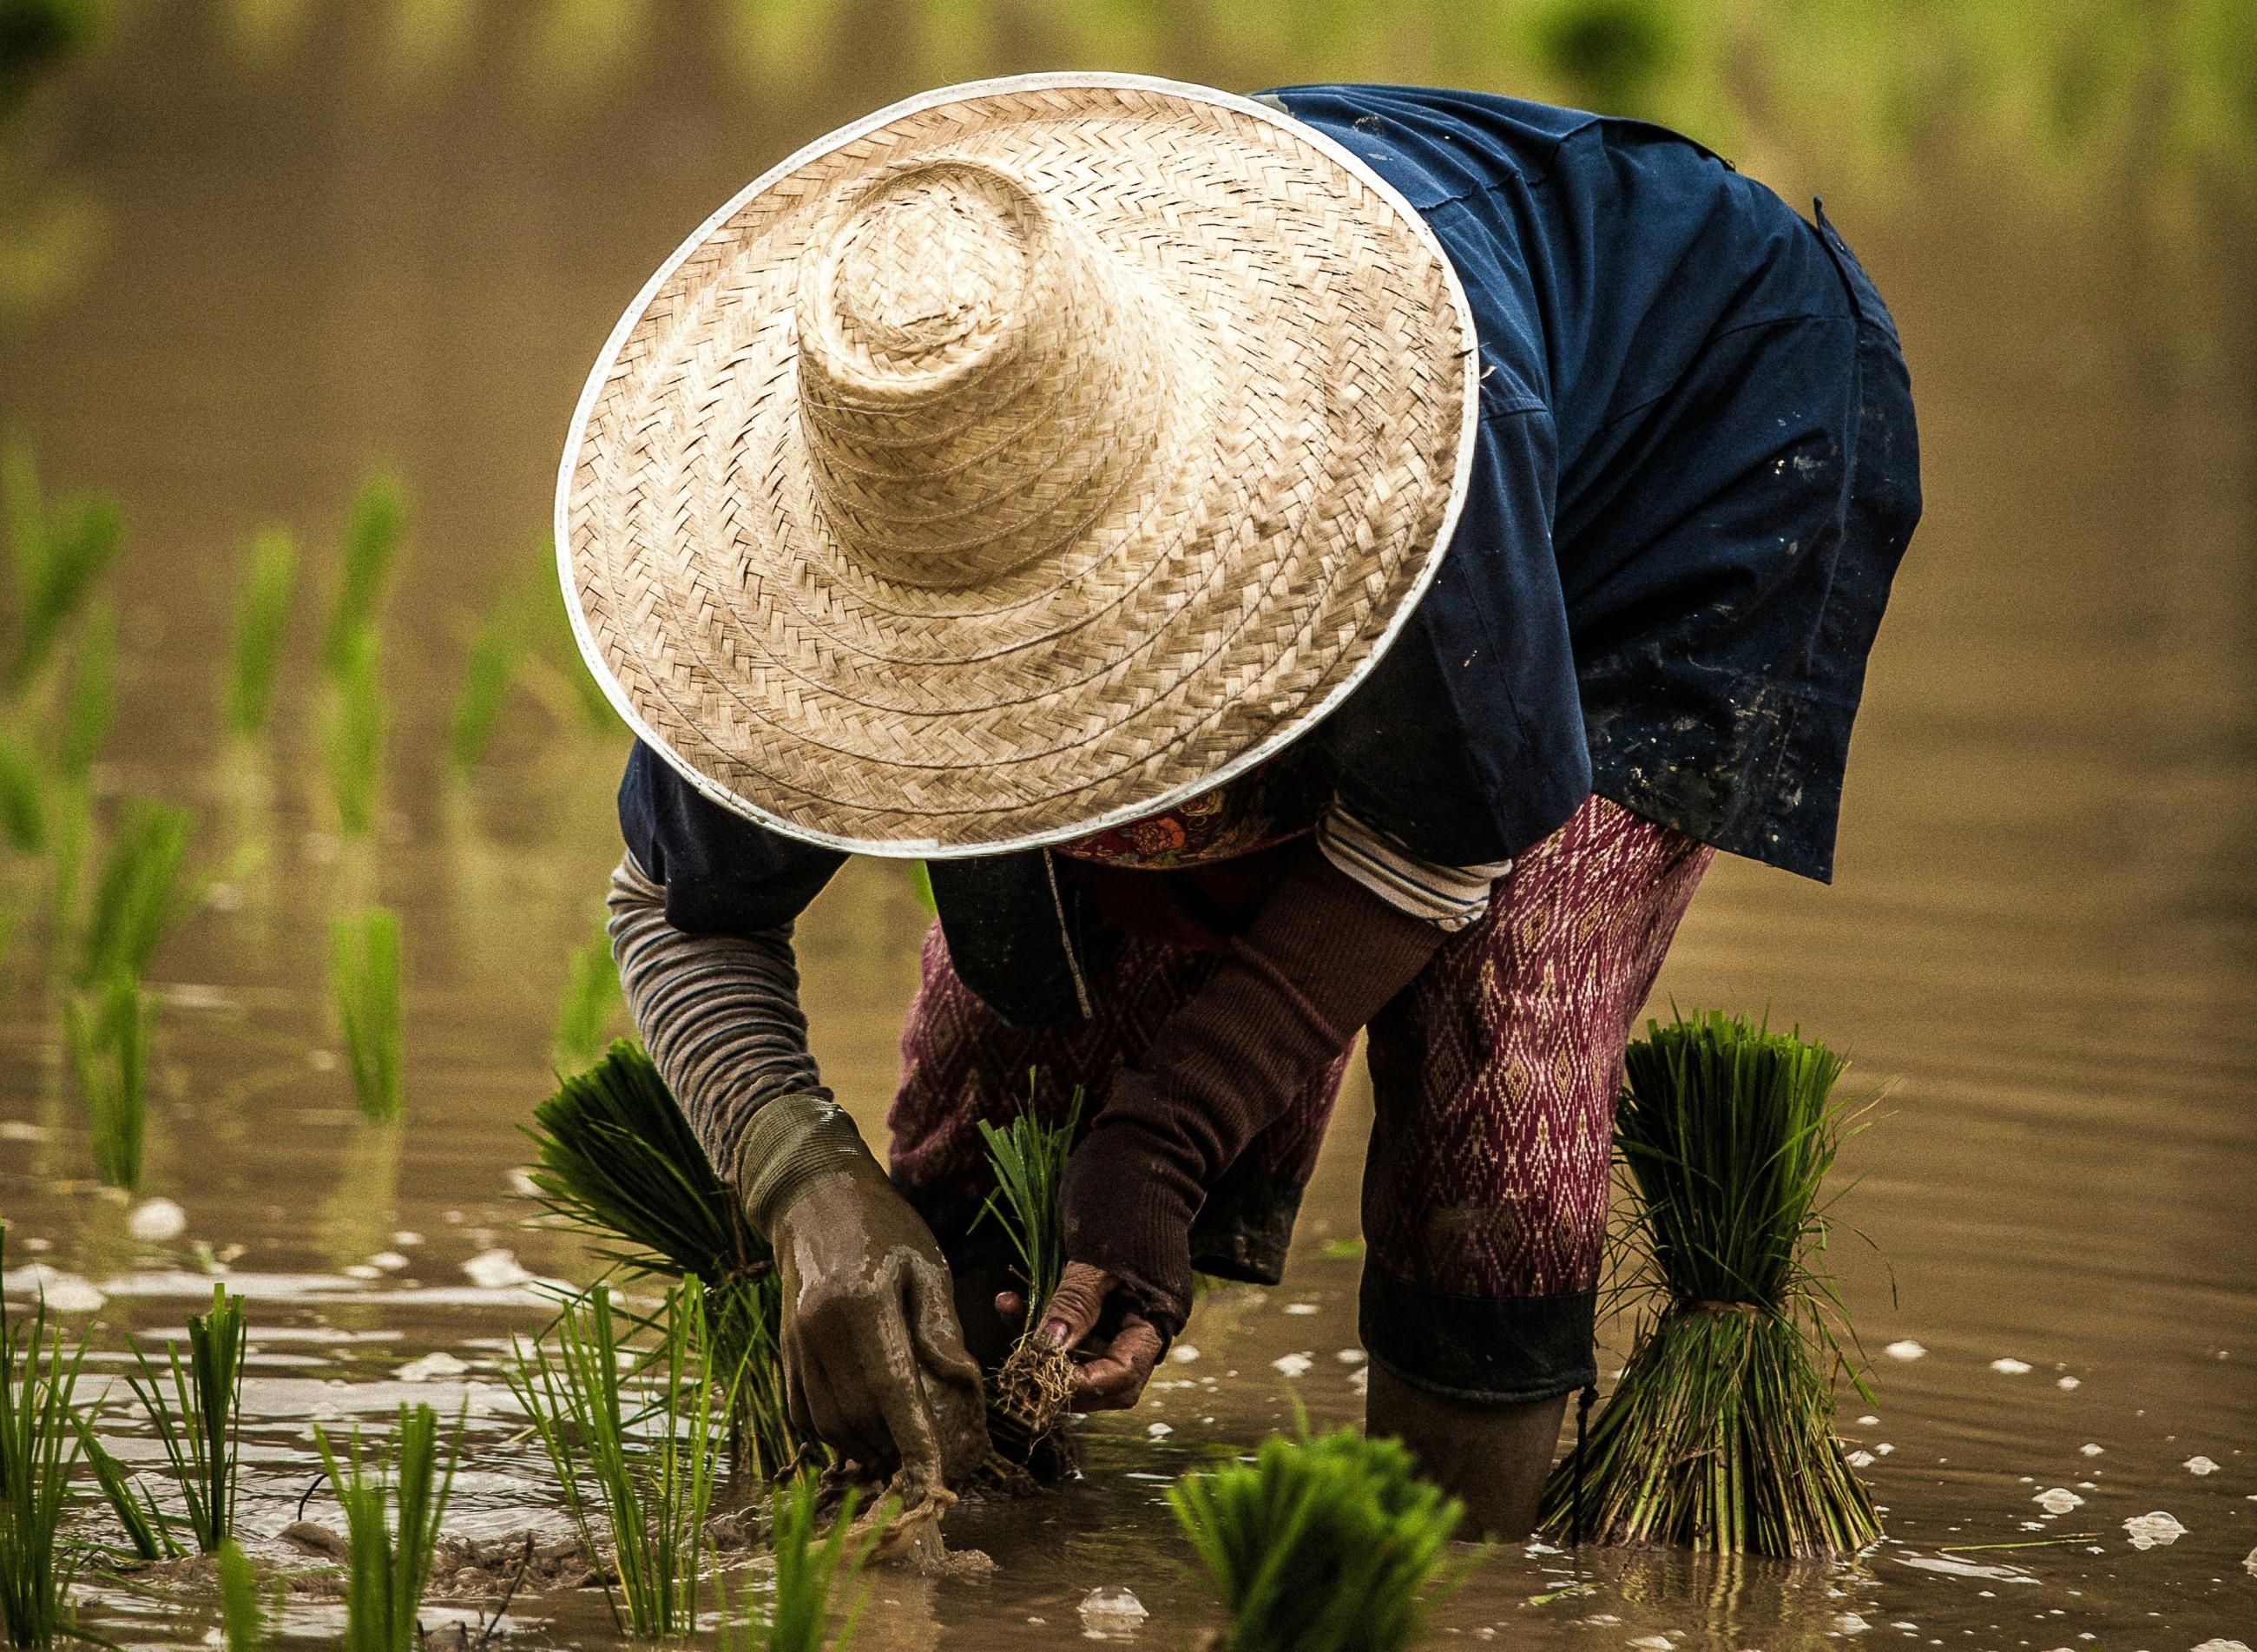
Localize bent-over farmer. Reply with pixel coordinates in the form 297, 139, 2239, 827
556, 76, 1919, 1536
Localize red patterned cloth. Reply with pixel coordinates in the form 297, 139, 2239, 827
1055, 748, 1331, 869
887, 793, 1710, 1324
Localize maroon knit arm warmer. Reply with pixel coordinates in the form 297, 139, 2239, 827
1059, 842, 1449, 1336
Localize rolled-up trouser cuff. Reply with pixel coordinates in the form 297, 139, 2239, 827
1358, 1267, 1596, 1405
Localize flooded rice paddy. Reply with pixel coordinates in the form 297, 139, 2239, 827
3, 10, 2254, 1650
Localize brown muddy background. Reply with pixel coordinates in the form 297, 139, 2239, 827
1, 3, 2254, 1649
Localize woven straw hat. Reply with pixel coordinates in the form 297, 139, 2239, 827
557, 72, 1478, 857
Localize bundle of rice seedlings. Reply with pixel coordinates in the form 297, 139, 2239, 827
323, 623, 386, 838
221, 528, 299, 740
1536, 1011, 1880, 1557
126, 1282, 248, 1553
75, 1412, 183, 1561
2, 441, 122, 694
320, 473, 405, 676
1169, 1422, 1469, 1652
313, 1402, 460, 1652
506, 1282, 720, 1637
329, 908, 405, 1123
64, 971, 148, 1190
716, 1472, 884, 1652
975, 1088, 1081, 1449
523, 1041, 802, 1479
0, 1231, 93, 1649
76, 797, 194, 987
548, 912, 623, 1075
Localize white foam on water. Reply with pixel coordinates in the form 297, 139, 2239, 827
462, 1248, 534, 1289
2056, 1375, 2082, 1389
127, 1198, 187, 1241
1990, 1357, 2033, 1374
394, 1350, 470, 1382
2080, 1443, 2104, 1455
2122, 1510, 2188, 1549
1078, 1586, 1148, 1626
1271, 1353, 1313, 1378
1168, 1344, 1200, 1364
2183, 1455, 2218, 1475
2035, 1488, 2083, 1513
1884, 1339, 1926, 1361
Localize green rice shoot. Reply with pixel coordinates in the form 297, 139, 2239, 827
76, 797, 195, 987
0, 730, 43, 852
447, 600, 519, 775
549, 908, 623, 1075
715, 1472, 885, 1652
56, 600, 112, 781
1168, 1420, 1470, 1652
975, 1083, 1082, 1444
222, 527, 299, 739
75, 1411, 184, 1561
523, 1042, 803, 1479
320, 472, 405, 676
329, 908, 405, 1123
126, 1282, 248, 1554
312, 1401, 460, 1652
1536, 1010, 1880, 1557
505, 1281, 721, 1638
0, 1228, 93, 1649
214, 1539, 266, 1652
65, 971, 149, 1191
323, 622, 385, 837
2, 441, 122, 694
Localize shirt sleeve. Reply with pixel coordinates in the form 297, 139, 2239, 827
1315, 804, 1513, 932
606, 852, 829, 1184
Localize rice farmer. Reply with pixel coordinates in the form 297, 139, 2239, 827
558, 76, 1918, 1535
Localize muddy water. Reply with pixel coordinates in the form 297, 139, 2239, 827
3, 10, 2255, 1649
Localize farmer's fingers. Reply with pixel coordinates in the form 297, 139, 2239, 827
1040, 1261, 1117, 1350
906, 1257, 985, 1393
1069, 1314, 1164, 1411
865, 1302, 947, 1491
810, 1336, 889, 1464
781, 1319, 819, 1446
993, 1290, 1026, 1331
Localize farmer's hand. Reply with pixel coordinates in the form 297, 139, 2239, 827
994, 1262, 1166, 1412
741, 1096, 989, 1491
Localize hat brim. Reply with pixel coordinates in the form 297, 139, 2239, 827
557, 72, 1479, 859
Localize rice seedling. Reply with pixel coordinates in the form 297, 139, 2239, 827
2, 440, 122, 694
522, 1041, 805, 1479
329, 908, 405, 1123
214, 1539, 266, 1652
505, 1281, 721, 1638
975, 1085, 1082, 1447
1169, 1421, 1470, 1652
447, 602, 518, 775
714, 1473, 885, 1652
74, 1412, 183, 1562
0, 730, 43, 852
313, 1402, 460, 1652
320, 472, 405, 676
76, 797, 194, 986
1535, 1010, 1881, 1557
549, 908, 623, 1074
125, 1282, 248, 1554
323, 622, 385, 837
55, 601, 111, 781
64, 971, 148, 1190
0, 1229, 92, 1649
222, 527, 298, 739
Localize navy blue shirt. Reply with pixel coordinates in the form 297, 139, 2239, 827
1276, 84, 1920, 879
619, 86, 1920, 1023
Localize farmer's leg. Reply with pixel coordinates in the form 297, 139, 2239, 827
1360, 794, 1714, 1536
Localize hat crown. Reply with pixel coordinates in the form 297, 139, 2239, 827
793, 157, 1168, 591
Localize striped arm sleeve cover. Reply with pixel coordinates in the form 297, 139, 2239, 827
1316, 806, 1515, 933
606, 853, 829, 1182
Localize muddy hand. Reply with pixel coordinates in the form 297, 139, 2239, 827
999, 1260, 1165, 1412
768, 1170, 990, 1489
